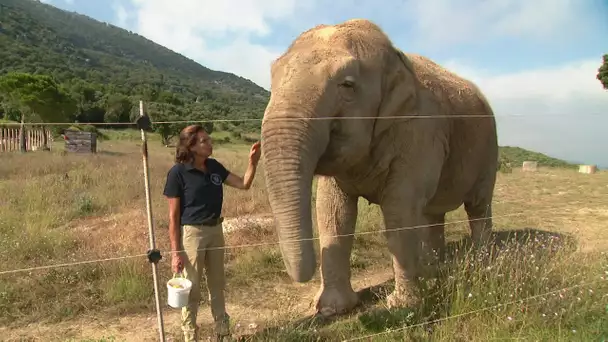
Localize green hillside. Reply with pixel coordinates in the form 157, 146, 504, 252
499, 146, 577, 169
0, 0, 269, 134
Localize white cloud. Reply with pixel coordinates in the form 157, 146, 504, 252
41, 0, 75, 4
444, 59, 606, 105
403, 0, 592, 48
119, 0, 603, 90
115, 0, 607, 166
111, 2, 129, 28
123, 0, 316, 88
200, 38, 281, 87
445, 58, 608, 167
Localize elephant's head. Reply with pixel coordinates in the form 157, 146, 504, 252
260, 19, 418, 282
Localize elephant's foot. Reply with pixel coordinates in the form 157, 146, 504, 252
419, 244, 445, 279
472, 230, 495, 257
386, 284, 420, 309
472, 229, 493, 248
314, 284, 359, 317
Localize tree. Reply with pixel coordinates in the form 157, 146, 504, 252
104, 94, 133, 126
145, 102, 213, 146
597, 54, 608, 90
0, 72, 76, 151
143, 102, 186, 146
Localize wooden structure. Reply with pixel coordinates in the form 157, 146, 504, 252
63, 129, 97, 153
0, 127, 53, 152
578, 165, 597, 174
522, 161, 538, 172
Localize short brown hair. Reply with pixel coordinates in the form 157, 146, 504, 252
175, 124, 207, 163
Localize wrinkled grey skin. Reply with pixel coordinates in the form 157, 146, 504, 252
260, 19, 498, 316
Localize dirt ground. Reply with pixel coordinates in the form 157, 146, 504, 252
1, 267, 393, 341
2, 168, 607, 341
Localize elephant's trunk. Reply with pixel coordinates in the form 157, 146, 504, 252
261, 113, 327, 283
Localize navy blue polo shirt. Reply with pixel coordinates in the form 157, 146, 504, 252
163, 158, 230, 225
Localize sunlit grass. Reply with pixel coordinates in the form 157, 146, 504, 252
0, 134, 606, 341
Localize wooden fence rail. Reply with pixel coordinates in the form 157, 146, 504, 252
0, 127, 54, 152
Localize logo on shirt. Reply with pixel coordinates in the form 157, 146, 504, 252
210, 173, 222, 186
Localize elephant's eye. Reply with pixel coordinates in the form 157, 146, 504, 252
340, 76, 356, 88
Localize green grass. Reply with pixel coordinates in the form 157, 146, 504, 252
241, 237, 607, 341
499, 146, 579, 169
0, 131, 606, 341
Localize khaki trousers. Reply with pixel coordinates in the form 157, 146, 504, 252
180, 223, 230, 340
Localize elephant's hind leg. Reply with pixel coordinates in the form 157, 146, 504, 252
424, 213, 446, 265
464, 168, 496, 249
465, 201, 493, 248
314, 176, 359, 317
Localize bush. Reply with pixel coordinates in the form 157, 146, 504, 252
498, 156, 513, 173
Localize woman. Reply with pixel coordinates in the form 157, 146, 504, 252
163, 124, 261, 341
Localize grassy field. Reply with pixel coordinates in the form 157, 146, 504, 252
0, 130, 606, 341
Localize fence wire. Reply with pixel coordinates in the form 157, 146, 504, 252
0, 111, 605, 127
1, 112, 603, 341
342, 280, 603, 341
0, 201, 585, 276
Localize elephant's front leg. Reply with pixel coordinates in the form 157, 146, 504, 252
382, 210, 428, 308
380, 185, 439, 309
314, 176, 359, 317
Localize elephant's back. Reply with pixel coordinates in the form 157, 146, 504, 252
403, 54, 499, 214
403, 52, 494, 118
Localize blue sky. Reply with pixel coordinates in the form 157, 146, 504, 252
42, 0, 608, 167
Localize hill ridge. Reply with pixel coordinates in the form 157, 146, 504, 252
0, 0, 269, 133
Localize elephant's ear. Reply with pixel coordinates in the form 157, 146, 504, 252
372, 47, 418, 140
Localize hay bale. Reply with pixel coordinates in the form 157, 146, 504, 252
522, 161, 538, 172
578, 165, 597, 174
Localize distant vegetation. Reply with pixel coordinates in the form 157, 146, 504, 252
498, 146, 578, 170
597, 53, 608, 89
1, 140, 606, 340
0, 0, 600, 167
0, 0, 269, 143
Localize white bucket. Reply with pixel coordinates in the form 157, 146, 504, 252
167, 275, 192, 308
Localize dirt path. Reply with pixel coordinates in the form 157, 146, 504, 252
3, 192, 606, 341
1, 268, 393, 341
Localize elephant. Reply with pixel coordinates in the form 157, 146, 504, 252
260, 18, 498, 317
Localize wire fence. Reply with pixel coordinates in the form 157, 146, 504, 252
342, 280, 602, 342
0, 201, 579, 276
0, 108, 604, 341
0, 202, 601, 339
0, 111, 605, 127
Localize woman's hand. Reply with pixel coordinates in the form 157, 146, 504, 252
249, 141, 261, 165
225, 141, 262, 190
172, 252, 185, 274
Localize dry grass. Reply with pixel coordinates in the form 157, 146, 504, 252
0, 131, 606, 341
